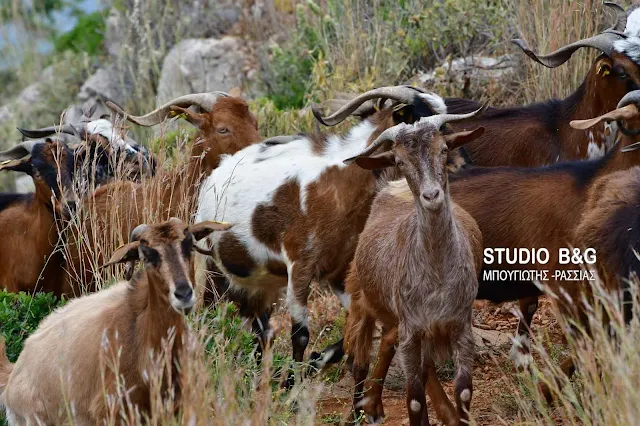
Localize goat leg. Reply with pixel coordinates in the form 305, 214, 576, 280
400, 331, 429, 426
344, 300, 375, 424
363, 326, 398, 423
283, 262, 312, 389
453, 326, 475, 425
509, 296, 538, 372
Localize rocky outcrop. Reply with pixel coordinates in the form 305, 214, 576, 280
156, 37, 249, 106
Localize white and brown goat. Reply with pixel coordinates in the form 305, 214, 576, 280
196, 86, 449, 386
0, 218, 231, 425
343, 109, 485, 426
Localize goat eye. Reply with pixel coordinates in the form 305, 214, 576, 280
140, 245, 160, 266
217, 127, 230, 134
441, 147, 449, 155
182, 234, 194, 258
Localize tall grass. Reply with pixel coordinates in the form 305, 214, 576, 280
507, 277, 640, 425
515, 0, 616, 102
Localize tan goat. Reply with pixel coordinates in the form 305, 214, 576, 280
343, 108, 485, 426
0, 218, 231, 425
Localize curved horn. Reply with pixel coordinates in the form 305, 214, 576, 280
570, 104, 639, 129
617, 89, 640, 108
131, 224, 150, 241
343, 123, 409, 165
106, 92, 229, 127
0, 141, 39, 161
512, 32, 623, 68
418, 101, 489, 130
313, 86, 426, 127
17, 123, 85, 139
604, 2, 628, 32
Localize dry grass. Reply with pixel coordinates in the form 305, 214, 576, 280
515, 0, 620, 102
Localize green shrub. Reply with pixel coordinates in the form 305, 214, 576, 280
0, 290, 65, 363
54, 11, 106, 56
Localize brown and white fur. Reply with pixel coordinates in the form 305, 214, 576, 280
343, 115, 484, 426
0, 218, 230, 425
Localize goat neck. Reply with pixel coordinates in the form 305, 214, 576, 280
128, 271, 186, 354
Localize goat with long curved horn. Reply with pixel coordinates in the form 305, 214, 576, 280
312, 86, 428, 127
106, 92, 229, 127
343, 102, 489, 164
512, 2, 627, 68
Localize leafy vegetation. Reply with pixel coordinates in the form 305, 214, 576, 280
0, 290, 65, 363
53, 10, 106, 56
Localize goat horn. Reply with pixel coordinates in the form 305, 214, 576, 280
418, 101, 489, 130
569, 104, 639, 129
343, 123, 409, 165
313, 86, 427, 127
512, 32, 623, 68
604, 2, 628, 32
131, 224, 150, 241
106, 92, 229, 127
617, 89, 640, 108
512, 3, 628, 68
0, 141, 39, 161
17, 124, 86, 139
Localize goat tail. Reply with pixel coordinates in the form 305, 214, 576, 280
0, 339, 13, 396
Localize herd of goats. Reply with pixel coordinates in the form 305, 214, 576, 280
2, 2, 640, 425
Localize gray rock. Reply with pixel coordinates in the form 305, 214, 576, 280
156, 37, 249, 105
418, 55, 517, 86
78, 65, 130, 107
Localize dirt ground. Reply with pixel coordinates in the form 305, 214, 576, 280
272, 290, 566, 425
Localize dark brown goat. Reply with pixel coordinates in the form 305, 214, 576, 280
576, 166, 640, 323
0, 138, 76, 295
343, 110, 485, 426
445, 3, 640, 168
64, 94, 261, 292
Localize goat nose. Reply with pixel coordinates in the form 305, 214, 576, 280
422, 189, 441, 202
174, 285, 193, 302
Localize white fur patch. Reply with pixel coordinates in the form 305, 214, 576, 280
508, 334, 534, 370
587, 140, 606, 160
410, 399, 422, 412
460, 389, 471, 402
333, 287, 351, 309
419, 93, 447, 115
197, 120, 377, 285
613, 9, 640, 64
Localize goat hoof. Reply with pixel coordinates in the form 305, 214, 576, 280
282, 370, 296, 390
306, 351, 322, 376
366, 414, 384, 425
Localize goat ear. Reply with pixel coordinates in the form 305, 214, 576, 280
392, 104, 413, 124
595, 56, 613, 78
101, 241, 140, 268
0, 157, 31, 174
444, 127, 485, 150
188, 221, 233, 241
354, 151, 396, 170
170, 106, 205, 128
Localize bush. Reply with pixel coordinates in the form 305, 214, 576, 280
54, 11, 106, 56
0, 290, 65, 363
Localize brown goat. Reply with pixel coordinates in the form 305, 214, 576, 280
0, 218, 231, 425
0, 138, 76, 295
355, 90, 640, 408
445, 3, 640, 168
343, 111, 485, 426
576, 166, 640, 323
65, 94, 261, 292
